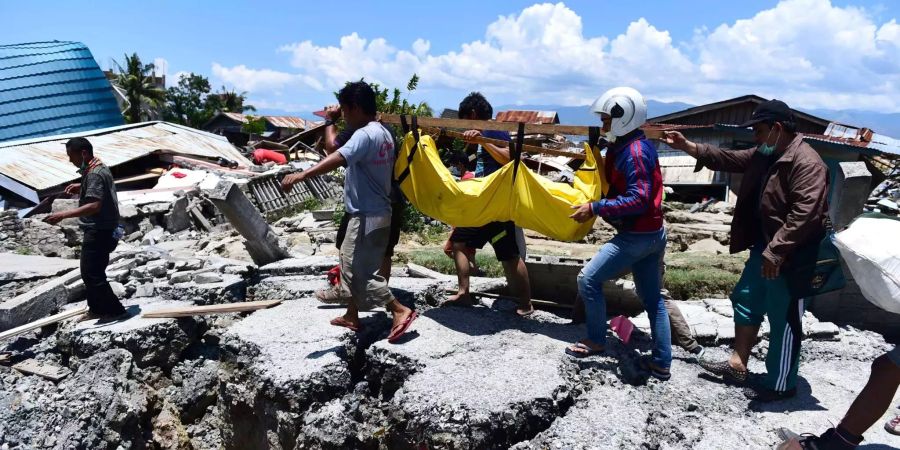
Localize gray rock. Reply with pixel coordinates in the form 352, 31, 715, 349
169, 272, 192, 285
0, 349, 149, 450
109, 282, 126, 298
146, 260, 168, 278
807, 321, 840, 340
134, 283, 156, 298
193, 273, 223, 284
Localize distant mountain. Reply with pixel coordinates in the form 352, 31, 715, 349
807, 108, 900, 138
496, 102, 900, 138
494, 100, 695, 125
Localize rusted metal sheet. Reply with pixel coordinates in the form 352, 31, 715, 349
496, 110, 559, 124
0, 121, 252, 193
221, 112, 309, 130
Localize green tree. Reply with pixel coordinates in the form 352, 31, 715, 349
162, 73, 213, 127
210, 87, 256, 113
336, 74, 433, 116
241, 115, 267, 137
113, 53, 166, 123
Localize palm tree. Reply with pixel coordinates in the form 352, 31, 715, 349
113, 53, 166, 123
216, 87, 256, 113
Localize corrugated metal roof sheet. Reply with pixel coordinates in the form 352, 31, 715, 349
659, 155, 721, 185
0, 41, 124, 142
219, 112, 310, 130
0, 121, 251, 193
496, 110, 559, 124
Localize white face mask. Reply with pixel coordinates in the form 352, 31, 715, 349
605, 131, 617, 143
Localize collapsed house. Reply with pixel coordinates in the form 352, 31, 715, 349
202, 112, 321, 147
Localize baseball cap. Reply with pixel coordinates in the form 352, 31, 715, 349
739, 99, 795, 128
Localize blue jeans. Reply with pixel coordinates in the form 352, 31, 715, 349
577, 229, 672, 369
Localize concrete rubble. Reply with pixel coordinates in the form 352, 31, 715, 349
1, 177, 898, 449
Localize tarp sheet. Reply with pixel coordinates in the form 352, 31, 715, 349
394, 130, 608, 242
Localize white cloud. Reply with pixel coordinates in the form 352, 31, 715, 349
412, 38, 430, 57
209, 0, 900, 115
211, 63, 323, 93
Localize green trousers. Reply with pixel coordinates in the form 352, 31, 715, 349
732, 250, 805, 392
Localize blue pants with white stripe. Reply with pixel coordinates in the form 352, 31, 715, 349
732, 250, 805, 392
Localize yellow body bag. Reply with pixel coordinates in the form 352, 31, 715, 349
394, 130, 608, 242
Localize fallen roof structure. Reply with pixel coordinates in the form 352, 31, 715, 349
0, 121, 252, 203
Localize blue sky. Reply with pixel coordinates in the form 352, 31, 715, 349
4, 0, 900, 117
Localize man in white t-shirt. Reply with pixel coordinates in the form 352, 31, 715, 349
282, 81, 417, 343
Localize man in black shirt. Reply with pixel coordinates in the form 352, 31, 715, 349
45, 137, 126, 320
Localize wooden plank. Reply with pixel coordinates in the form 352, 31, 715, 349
380, 114, 590, 135
141, 300, 282, 319
0, 306, 89, 341
0, 353, 10, 364
114, 172, 161, 186
382, 114, 668, 140
13, 358, 71, 381
406, 262, 447, 280
442, 289, 572, 310
189, 207, 213, 232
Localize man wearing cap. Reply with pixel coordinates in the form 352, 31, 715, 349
44, 137, 126, 320
663, 99, 830, 402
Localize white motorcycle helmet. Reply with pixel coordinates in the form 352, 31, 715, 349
590, 87, 647, 142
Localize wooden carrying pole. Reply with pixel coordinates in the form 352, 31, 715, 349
379, 114, 665, 140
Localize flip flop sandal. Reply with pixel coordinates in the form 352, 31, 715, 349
388, 311, 419, 343
565, 342, 605, 358
639, 356, 672, 381
330, 316, 361, 332
699, 359, 748, 384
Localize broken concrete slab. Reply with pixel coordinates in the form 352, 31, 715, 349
0, 268, 81, 332
218, 300, 391, 449
518, 334, 900, 449
258, 255, 339, 276
163, 196, 191, 233
0, 349, 150, 449
153, 273, 246, 305
58, 298, 202, 370
0, 253, 79, 282
204, 180, 291, 266
365, 301, 584, 449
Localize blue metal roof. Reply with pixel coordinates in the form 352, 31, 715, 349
0, 41, 124, 142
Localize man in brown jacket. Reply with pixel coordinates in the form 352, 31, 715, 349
663, 99, 830, 402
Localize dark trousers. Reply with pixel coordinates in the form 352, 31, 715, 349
81, 229, 125, 315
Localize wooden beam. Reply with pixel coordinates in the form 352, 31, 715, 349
12, 358, 71, 381
141, 300, 282, 319
442, 288, 572, 310
381, 114, 667, 140
114, 172, 161, 186
381, 114, 589, 135
0, 306, 89, 341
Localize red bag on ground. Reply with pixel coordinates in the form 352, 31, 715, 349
326, 265, 341, 286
